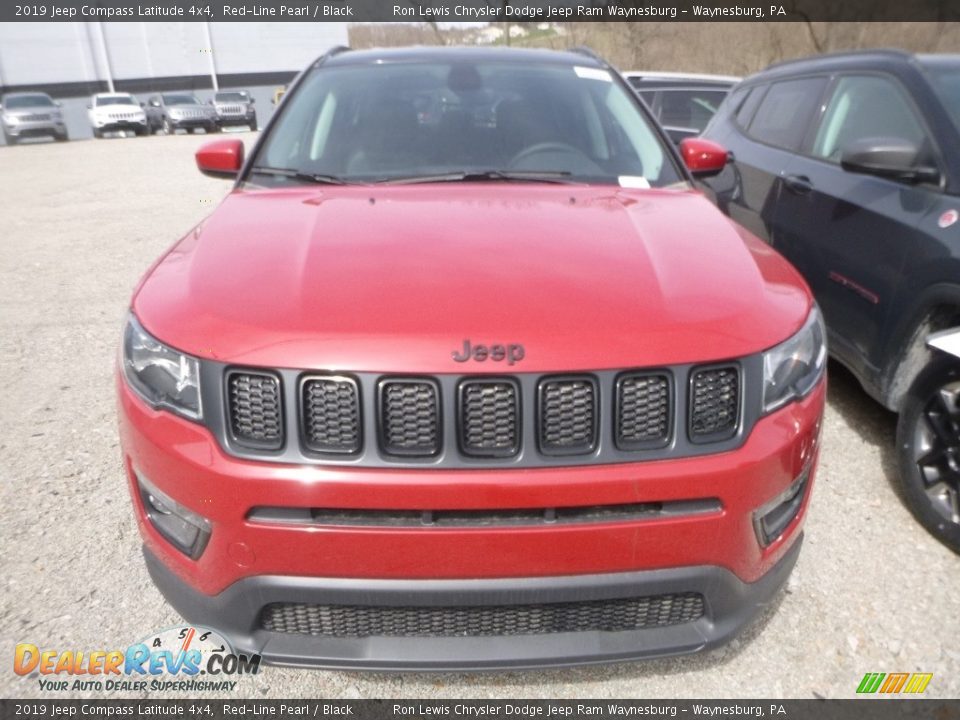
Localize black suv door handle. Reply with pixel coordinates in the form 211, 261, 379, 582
783, 174, 813, 194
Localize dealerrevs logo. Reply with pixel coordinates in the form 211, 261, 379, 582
14, 626, 260, 693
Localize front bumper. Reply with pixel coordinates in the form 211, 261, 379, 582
4, 120, 66, 138
144, 534, 801, 671
118, 372, 823, 668
216, 113, 255, 126
96, 119, 147, 132
168, 116, 215, 129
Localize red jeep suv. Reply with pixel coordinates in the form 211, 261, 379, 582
117, 46, 826, 670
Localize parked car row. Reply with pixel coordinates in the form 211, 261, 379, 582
92, 90, 257, 138
0, 88, 259, 145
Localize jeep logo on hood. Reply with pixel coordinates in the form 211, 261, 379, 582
452, 340, 525, 365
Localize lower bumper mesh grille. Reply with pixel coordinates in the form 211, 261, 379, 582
259, 593, 705, 638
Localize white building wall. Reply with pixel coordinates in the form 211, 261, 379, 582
0, 22, 349, 87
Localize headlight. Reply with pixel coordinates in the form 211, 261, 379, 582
6, 116, 19, 125
122, 315, 202, 420
762, 305, 826, 413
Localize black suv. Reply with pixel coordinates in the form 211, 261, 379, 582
701, 50, 960, 552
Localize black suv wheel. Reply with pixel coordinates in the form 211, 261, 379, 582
897, 354, 960, 553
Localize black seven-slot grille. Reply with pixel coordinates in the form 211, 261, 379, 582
259, 592, 705, 638
221, 364, 744, 463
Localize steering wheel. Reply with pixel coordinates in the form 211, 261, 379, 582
508, 142, 588, 170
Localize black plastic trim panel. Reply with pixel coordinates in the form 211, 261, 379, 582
142, 534, 802, 670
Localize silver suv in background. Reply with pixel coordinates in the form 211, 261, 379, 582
88, 93, 148, 138
145, 93, 218, 135
211, 90, 257, 131
1, 92, 68, 145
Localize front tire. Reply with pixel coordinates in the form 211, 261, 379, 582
4, 129, 17, 146
162, 118, 173, 135
896, 354, 960, 553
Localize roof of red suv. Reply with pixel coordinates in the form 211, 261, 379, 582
320, 46, 609, 70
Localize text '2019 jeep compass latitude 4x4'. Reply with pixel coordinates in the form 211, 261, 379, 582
117, 47, 826, 670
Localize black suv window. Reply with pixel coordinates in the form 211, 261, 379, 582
811, 75, 928, 162
746, 77, 827, 151
733, 85, 765, 129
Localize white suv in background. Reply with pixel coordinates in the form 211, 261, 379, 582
88, 93, 149, 138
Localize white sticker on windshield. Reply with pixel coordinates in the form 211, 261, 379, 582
574, 66, 613, 82
619, 176, 650, 189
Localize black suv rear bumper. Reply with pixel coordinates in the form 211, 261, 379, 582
143, 535, 800, 671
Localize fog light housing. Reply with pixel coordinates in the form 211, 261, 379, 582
136, 470, 211, 558
753, 465, 811, 547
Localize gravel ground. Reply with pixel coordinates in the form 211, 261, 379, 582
1, 134, 958, 700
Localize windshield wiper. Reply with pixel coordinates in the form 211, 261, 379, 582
376, 170, 577, 185
250, 166, 350, 185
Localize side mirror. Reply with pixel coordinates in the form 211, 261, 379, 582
86, 104, 92, 110
56, 101, 62, 108
840, 137, 939, 184
196, 138, 244, 179
140, 102, 145, 108
250, 98, 255, 104
679, 137, 729, 178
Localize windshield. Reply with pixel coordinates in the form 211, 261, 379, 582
96, 94, 138, 107
163, 94, 200, 106
922, 60, 960, 133
215, 92, 248, 102
251, 60, 680, 186
4, 94, 55, 109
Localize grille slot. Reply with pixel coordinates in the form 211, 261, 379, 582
227, 371, 283, 450
260, 593, 705, 638
616, 372, 672, 450
301, 376, 361, 455
459, 380, 520, 457
689, 365, 740, 442
379, 380, 441, 457
538, 377, 598, 455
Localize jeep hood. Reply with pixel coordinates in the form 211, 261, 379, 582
133, 185, 811, 372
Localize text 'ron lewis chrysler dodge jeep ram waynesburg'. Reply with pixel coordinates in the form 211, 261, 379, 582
117, 46, 826, 670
